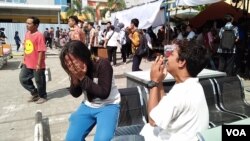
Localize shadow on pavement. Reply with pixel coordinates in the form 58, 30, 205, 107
1, 60, 21, 70
47, 88, 69, 100
43, 117, 52, 141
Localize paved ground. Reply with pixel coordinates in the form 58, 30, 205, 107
0, 48, 250, 141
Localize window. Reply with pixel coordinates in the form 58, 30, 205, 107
19, 0, 26, 3
55, 0, 67, 5
12, 0, 26, 3
61, 5, 69, 12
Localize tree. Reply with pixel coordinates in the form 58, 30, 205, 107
107, 0, 126, 12
193, 5, 207, 12
66, 0, 82, 17
98, 0, 126, 20
82, 6, 96, 22
66, 0, 95, 22
66, 0, 126, 22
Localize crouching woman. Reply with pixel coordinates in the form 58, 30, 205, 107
60, 40, 120, 141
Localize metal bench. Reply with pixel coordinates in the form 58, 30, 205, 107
115, 86, 147, 136
213, 76, 250, 118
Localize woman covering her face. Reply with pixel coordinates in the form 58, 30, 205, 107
60, 40, 121, 141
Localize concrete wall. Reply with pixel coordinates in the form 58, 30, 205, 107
0, 23, 68, 46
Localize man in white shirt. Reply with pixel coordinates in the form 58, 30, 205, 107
140, 40, 209, 141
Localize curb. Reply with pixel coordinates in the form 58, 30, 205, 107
12, 53, 24, 56
34, 110, 43, 141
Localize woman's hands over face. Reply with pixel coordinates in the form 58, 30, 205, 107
65, 54, 87, 84
150, 55, 168, 83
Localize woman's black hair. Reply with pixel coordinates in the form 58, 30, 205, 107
59, 40, 93, 80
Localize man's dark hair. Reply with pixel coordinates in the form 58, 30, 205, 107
110, 25, 115, 30
89, 22, 94, 27
224, 14, 233, 22
27, 16, 40, 26
107, 21, 112, 25
131, 18, 139, 28
173, 39, 209, 77
69, 16, 79, 24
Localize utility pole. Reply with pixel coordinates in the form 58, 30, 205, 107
164, 0, 170, 45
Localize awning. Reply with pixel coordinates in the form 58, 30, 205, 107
170, 8, 199, 19
189, 1, 246, 28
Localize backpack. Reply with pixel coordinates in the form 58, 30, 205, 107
125, 31, 131, 46
220, 27, 236, 50
135, 33, 148, 57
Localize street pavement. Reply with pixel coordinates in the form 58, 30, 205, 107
0, 48, 250, 141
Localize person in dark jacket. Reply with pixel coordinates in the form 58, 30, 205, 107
14, 31, 21, 52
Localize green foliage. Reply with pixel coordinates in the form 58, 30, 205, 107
66, 0, 126, 21
82, 6, 96, 22
193, 5, 207, 12
66, 0, 82, 16
66, 0, 96, 21
107, 0, 126, 12
100, 8, 110, 18
98, 0, 126, 19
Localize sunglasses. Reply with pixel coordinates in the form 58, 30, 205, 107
164, 45, 175, 58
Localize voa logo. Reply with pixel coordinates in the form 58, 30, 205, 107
226, 129, 246, 136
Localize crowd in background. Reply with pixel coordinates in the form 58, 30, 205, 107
7, 14, 248, 78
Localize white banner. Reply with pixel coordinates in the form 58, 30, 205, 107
111, 0, 164, 29
176, 0, 221, 6
110, 0, 222, 29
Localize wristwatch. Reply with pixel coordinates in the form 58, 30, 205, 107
146, 80, 159, 89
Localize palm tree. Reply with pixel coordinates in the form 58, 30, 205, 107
107, 0, 126, 12
98, 0, 126, 20
66, 0, 95, 22
66, 0, 126, 22
66, 0, 82, 17
82, 6, 96, 22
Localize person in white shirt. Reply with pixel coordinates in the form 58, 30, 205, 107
140, 39, 209, 141
104, 25, 119, 66
176, 28, 184, 41
186, 25, 196, 41
112, 40, 210, 141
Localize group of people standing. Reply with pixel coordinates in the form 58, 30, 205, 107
164, 14, 246, 78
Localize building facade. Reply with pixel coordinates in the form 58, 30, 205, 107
0, 0, 65, 23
